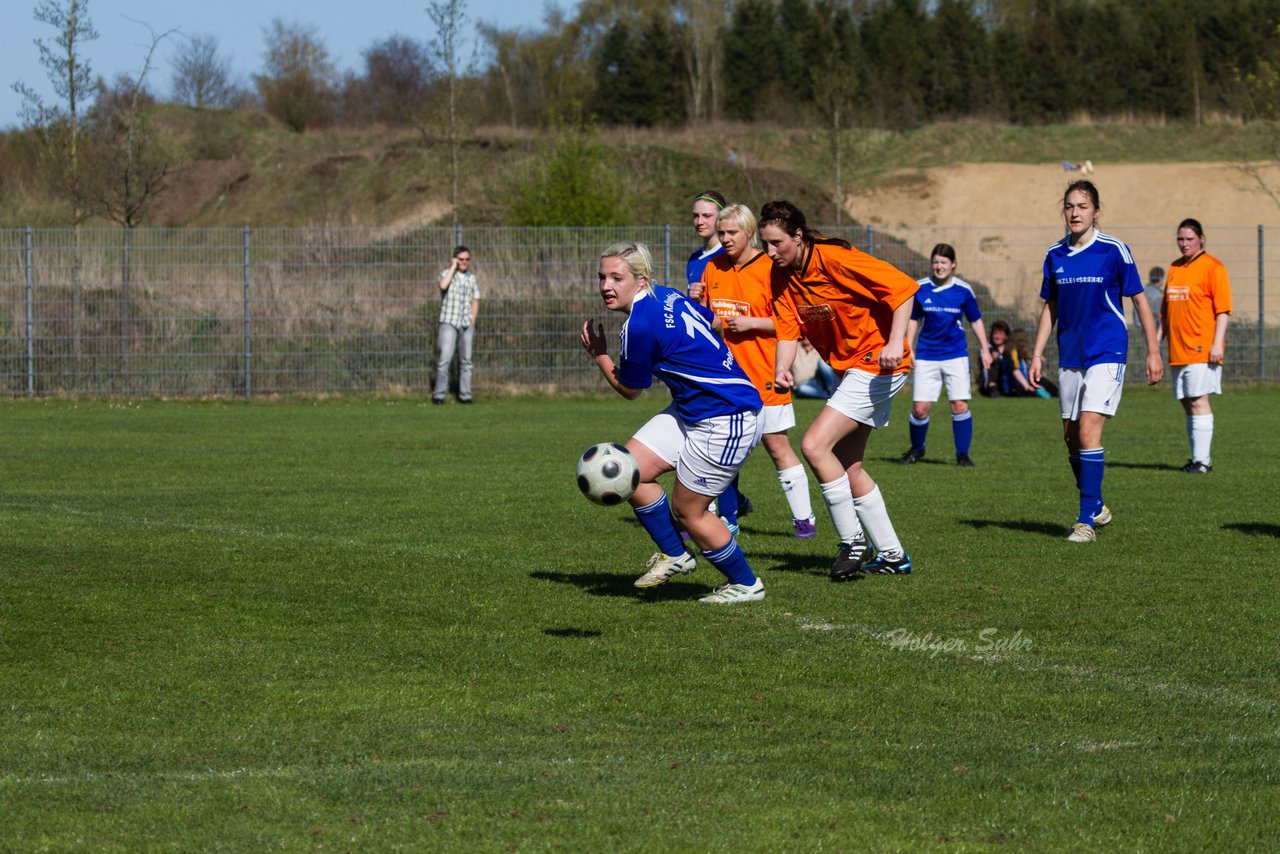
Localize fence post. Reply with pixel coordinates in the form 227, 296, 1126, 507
866, 224, 875, 255
664, 224, 671, 287
24, 226, 34, 397
243, 225, 252, 399
454, 224, 463, 249
1260, 224, 1266, 381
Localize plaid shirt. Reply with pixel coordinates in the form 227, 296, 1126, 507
438, 269, 479, 328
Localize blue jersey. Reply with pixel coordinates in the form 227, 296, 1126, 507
1040, 231, 1142, 369
686, 245, 724, 293
617, 285, 762, 422
911, 276, 982, 361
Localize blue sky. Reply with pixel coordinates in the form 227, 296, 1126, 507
2, 0, 579, 129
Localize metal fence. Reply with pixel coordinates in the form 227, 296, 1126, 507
1, 224, 1276, 397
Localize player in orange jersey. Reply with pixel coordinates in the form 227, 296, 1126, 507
691, 203, 817, 539
761, 200, 918, 579
1162, 218, 1232, 474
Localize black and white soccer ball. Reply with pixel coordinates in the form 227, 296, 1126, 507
576, 442, 640, 506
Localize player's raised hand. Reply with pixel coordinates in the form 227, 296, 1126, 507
581, 319, 608, 358
688, 281, 705, 301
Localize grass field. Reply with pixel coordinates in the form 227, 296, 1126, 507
2, 387, 1278, 851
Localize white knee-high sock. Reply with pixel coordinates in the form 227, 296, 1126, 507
1189, 413, 1214, 465
853, 485, 904, 557
819, 476, 863, 543
777, 464, 814, 522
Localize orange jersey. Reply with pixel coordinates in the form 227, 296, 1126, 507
1163, 251, 1232, 365
770, 242, 917, 375
700, 251, 790, 406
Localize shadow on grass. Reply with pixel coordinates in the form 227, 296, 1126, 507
958, 518, 1065, 538
750, 549, 832, 576
543, 627, 603, 638
1222, 522, 1280, 538
1106, 461, 1184, 472
531, 570, 701, 602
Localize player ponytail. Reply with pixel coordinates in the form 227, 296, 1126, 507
600, 242, 656, 295
759, 200, 851, 250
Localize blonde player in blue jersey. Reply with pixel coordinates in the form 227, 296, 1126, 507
581, 242, 767, 603
1029, 181, 1164, 543
897, 243, 992, 467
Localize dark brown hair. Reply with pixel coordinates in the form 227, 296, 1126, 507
758, 200, 851, 249
930, 243, 956, 263
1177, 218, 1204, 239
1063, 180, 1100, 209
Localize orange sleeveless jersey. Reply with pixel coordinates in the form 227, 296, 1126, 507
1162, 251, 1232, 366
699, 251, 790, 406
770, 242, 917, 375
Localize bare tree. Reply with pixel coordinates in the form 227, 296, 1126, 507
12, 0, 98, 362
12, 0, 99, 222
427, 0, 474, 226
84, 20, 179, 227
679, 0, 725, 123
171, 33, 234, 109
346, 34, 432, 126
254, 19, 338, 132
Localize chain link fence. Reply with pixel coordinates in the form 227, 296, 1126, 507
2, 224, 1276, 397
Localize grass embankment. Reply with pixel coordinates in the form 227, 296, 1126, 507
4, 111, 1278, 228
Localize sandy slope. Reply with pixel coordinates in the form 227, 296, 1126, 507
844, 162, 1280, 311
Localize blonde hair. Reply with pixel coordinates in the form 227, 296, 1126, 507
717, 203, 759, 248
599, 242, 655, 294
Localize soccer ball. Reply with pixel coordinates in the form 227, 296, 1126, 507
576, 442, 640, 506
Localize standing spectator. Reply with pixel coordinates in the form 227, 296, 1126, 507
433, 246, 479, 405
1137, 266, 1165, 336
1162, 218, 1231, 474
1029, 181, 1163, 543
897, 243, 992, 467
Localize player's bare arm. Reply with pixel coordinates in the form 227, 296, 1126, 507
581, 319, 642, 400
878, 298, 914, 370
1029, 300, 1057, 387
774, 338, 799, 391
1130, 292, 1164, 385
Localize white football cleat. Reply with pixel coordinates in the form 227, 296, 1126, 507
1092, 504, 1112, 527
698, 578, 765, 604
1066, 522, 1096, 543
634, 552, 696, 588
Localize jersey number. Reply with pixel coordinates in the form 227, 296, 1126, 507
681, 306, 722, 349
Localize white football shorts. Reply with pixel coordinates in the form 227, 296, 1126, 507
826, 369, 908, 429
912, 356, 972, 402
631, 405, 764, 496
760, 402, 796, 434
1171, 363, 1222, 399
1058, 363, 1125, 420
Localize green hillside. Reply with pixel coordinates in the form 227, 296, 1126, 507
2, 108, 1278, 228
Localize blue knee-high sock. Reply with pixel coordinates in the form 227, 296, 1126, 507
702, 538, 756, 586
909, 414, 930, 453
1078, 448, 1105, 525
1068, 453, 1082, 490
952, 411, 973, 457
718, 476, 740, 525
634, 494, 685, 557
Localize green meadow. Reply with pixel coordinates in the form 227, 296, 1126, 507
1, 388, 1277, 851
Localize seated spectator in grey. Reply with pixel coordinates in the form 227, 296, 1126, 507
793, 338, 837, 399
